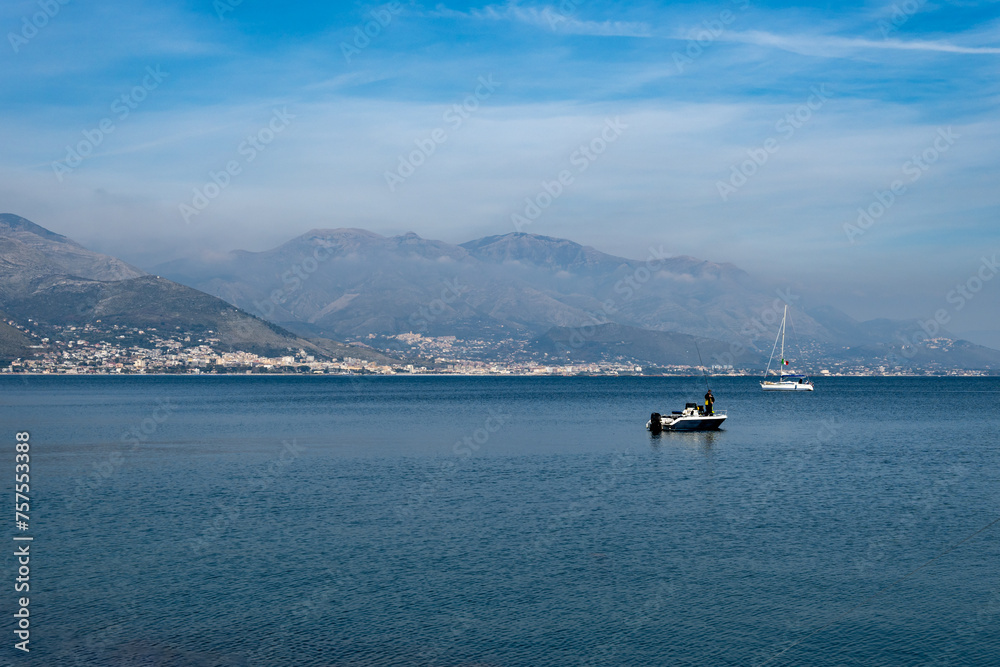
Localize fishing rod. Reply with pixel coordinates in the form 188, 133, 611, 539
694, 340, 711, 393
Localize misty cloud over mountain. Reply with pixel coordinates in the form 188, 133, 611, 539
3, 214, 998, 370
155, 229, 823, 344
154, 227, 1000, 368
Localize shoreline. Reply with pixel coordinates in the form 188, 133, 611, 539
1, 372, 996, 378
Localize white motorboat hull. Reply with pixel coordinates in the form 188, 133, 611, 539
760, 381, 814, 391
647, 412, 727, 431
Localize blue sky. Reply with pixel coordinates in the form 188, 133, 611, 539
1, 0, 998, 337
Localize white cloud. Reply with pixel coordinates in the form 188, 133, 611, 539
725, 30, 1000, 56
429, 2, 651, 37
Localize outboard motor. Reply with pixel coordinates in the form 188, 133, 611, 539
649, 412, 662, 434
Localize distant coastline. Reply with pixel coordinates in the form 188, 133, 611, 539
3, 370, 996, 378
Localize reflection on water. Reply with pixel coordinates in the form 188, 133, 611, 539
648, 428, 720, 454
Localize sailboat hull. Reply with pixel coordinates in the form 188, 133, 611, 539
761, 304, 816, 392
760, 381, 814, 391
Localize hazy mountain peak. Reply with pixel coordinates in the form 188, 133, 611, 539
0, 217, 353, 360
0, 213, 72, 244
0, 214, 146, 282
463, 231, 584, 250
303, 228, 385, 240
460, 232, 619, 270
240, 228, 388, 259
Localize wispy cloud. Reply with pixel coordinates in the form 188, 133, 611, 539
726, 30, 1000, 56
430, 3, 651, 37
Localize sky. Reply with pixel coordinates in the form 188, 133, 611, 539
1, 0, 998, 340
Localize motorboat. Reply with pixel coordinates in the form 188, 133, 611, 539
647, 403, 727, 432
760, 305, 815, 391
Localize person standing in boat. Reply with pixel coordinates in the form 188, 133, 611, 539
704, 389, 715, 415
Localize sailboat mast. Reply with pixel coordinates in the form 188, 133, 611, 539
780, 305, 786, 366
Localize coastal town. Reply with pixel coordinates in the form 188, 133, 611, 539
2, 320, 993, 377
1, 320, 648, 376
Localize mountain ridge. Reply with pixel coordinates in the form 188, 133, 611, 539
154, 227, 800, 346
148, 225, 1000, 370
0, 216, 398, 363
4, 214, 999, 371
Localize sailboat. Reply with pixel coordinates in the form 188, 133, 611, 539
760, 305, 814, 391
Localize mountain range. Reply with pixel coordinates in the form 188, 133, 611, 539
0, 214, 393, 363
3, 213, 999, 370
155, 226, 1000, 369
156, 228, 814, 342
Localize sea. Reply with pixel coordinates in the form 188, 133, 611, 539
3, 375, 999, 666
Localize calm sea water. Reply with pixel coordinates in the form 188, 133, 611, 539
3, 375, 999, 666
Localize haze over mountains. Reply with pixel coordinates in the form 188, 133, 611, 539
0, 214, 389, 362
154, 226, 1000, 369
157, 228, 817, 342
3, 213, 998, 370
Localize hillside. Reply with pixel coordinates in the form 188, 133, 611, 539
156, 229, 827, 346
0, 216, 397, 363
0, 317, 36, 363
153, 227, 1000, 370
531, 323, 759, 367
5, 214, 998, 371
